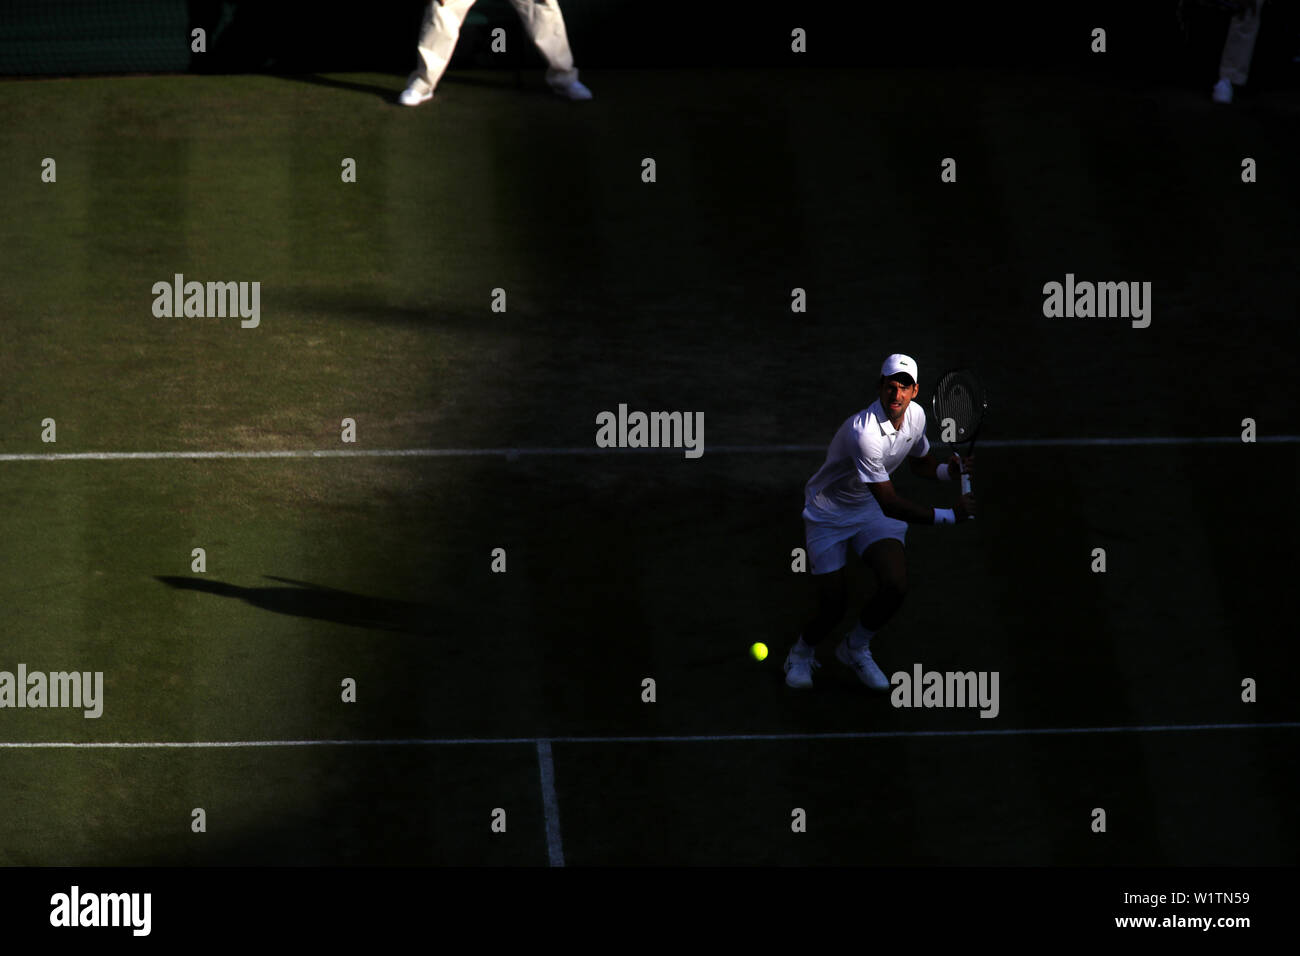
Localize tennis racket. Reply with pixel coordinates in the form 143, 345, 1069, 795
931, 368, 988, 504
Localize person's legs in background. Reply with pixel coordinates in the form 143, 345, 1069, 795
506, 0, 592, 99
1214, 0, 1265, 103
401, 0, 479, 105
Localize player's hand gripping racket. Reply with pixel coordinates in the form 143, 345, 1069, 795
931, 368, 988, 515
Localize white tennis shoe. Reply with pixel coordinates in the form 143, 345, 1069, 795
784, 645, 820, 689
550, 79, 593, 101
836, 638, 890, 691
1211, 79, 1233, 104
399, 84, 434, 107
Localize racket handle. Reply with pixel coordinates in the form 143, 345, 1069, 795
961, 470, 974, 519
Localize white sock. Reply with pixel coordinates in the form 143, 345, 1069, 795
793, 636, 813, 656
847, 624, 874, 651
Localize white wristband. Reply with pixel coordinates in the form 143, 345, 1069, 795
934, 508, 956, 525
936, 463, 950, 481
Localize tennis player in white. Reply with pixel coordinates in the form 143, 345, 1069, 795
784, 354, 975, 691
399, 0, 592, 106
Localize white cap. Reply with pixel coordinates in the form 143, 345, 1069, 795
880, 353, 919, 384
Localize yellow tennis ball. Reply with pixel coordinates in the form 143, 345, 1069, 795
750, 642, 769, 661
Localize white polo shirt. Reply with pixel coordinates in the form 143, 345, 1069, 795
803, 400, 930, 526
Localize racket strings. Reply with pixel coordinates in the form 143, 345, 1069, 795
934, 377, 983, 435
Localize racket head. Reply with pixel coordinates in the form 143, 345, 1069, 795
930, 368, 988, 448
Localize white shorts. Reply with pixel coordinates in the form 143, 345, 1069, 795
802, 507, 907, 575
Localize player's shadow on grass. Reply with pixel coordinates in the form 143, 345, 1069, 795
282, 73, 407, 104
282, 71, 529, 106
285, 289, 496, 333
155, 575, 436, 636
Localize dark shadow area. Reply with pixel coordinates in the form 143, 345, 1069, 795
156, 574, 437, 636
98, 745, 545, 866
185, 0, 427, 74
434, 70, 531, 91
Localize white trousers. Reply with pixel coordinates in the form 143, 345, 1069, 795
406, 0, 580, 94
1220, 0, 1265, 85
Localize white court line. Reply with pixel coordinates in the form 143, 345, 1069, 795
536, 740, 565, 868
0, 436, 1296, 462
2, 721, 1297, 748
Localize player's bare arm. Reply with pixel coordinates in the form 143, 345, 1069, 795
868, 478, 976, 522
908, 452, 975, 480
